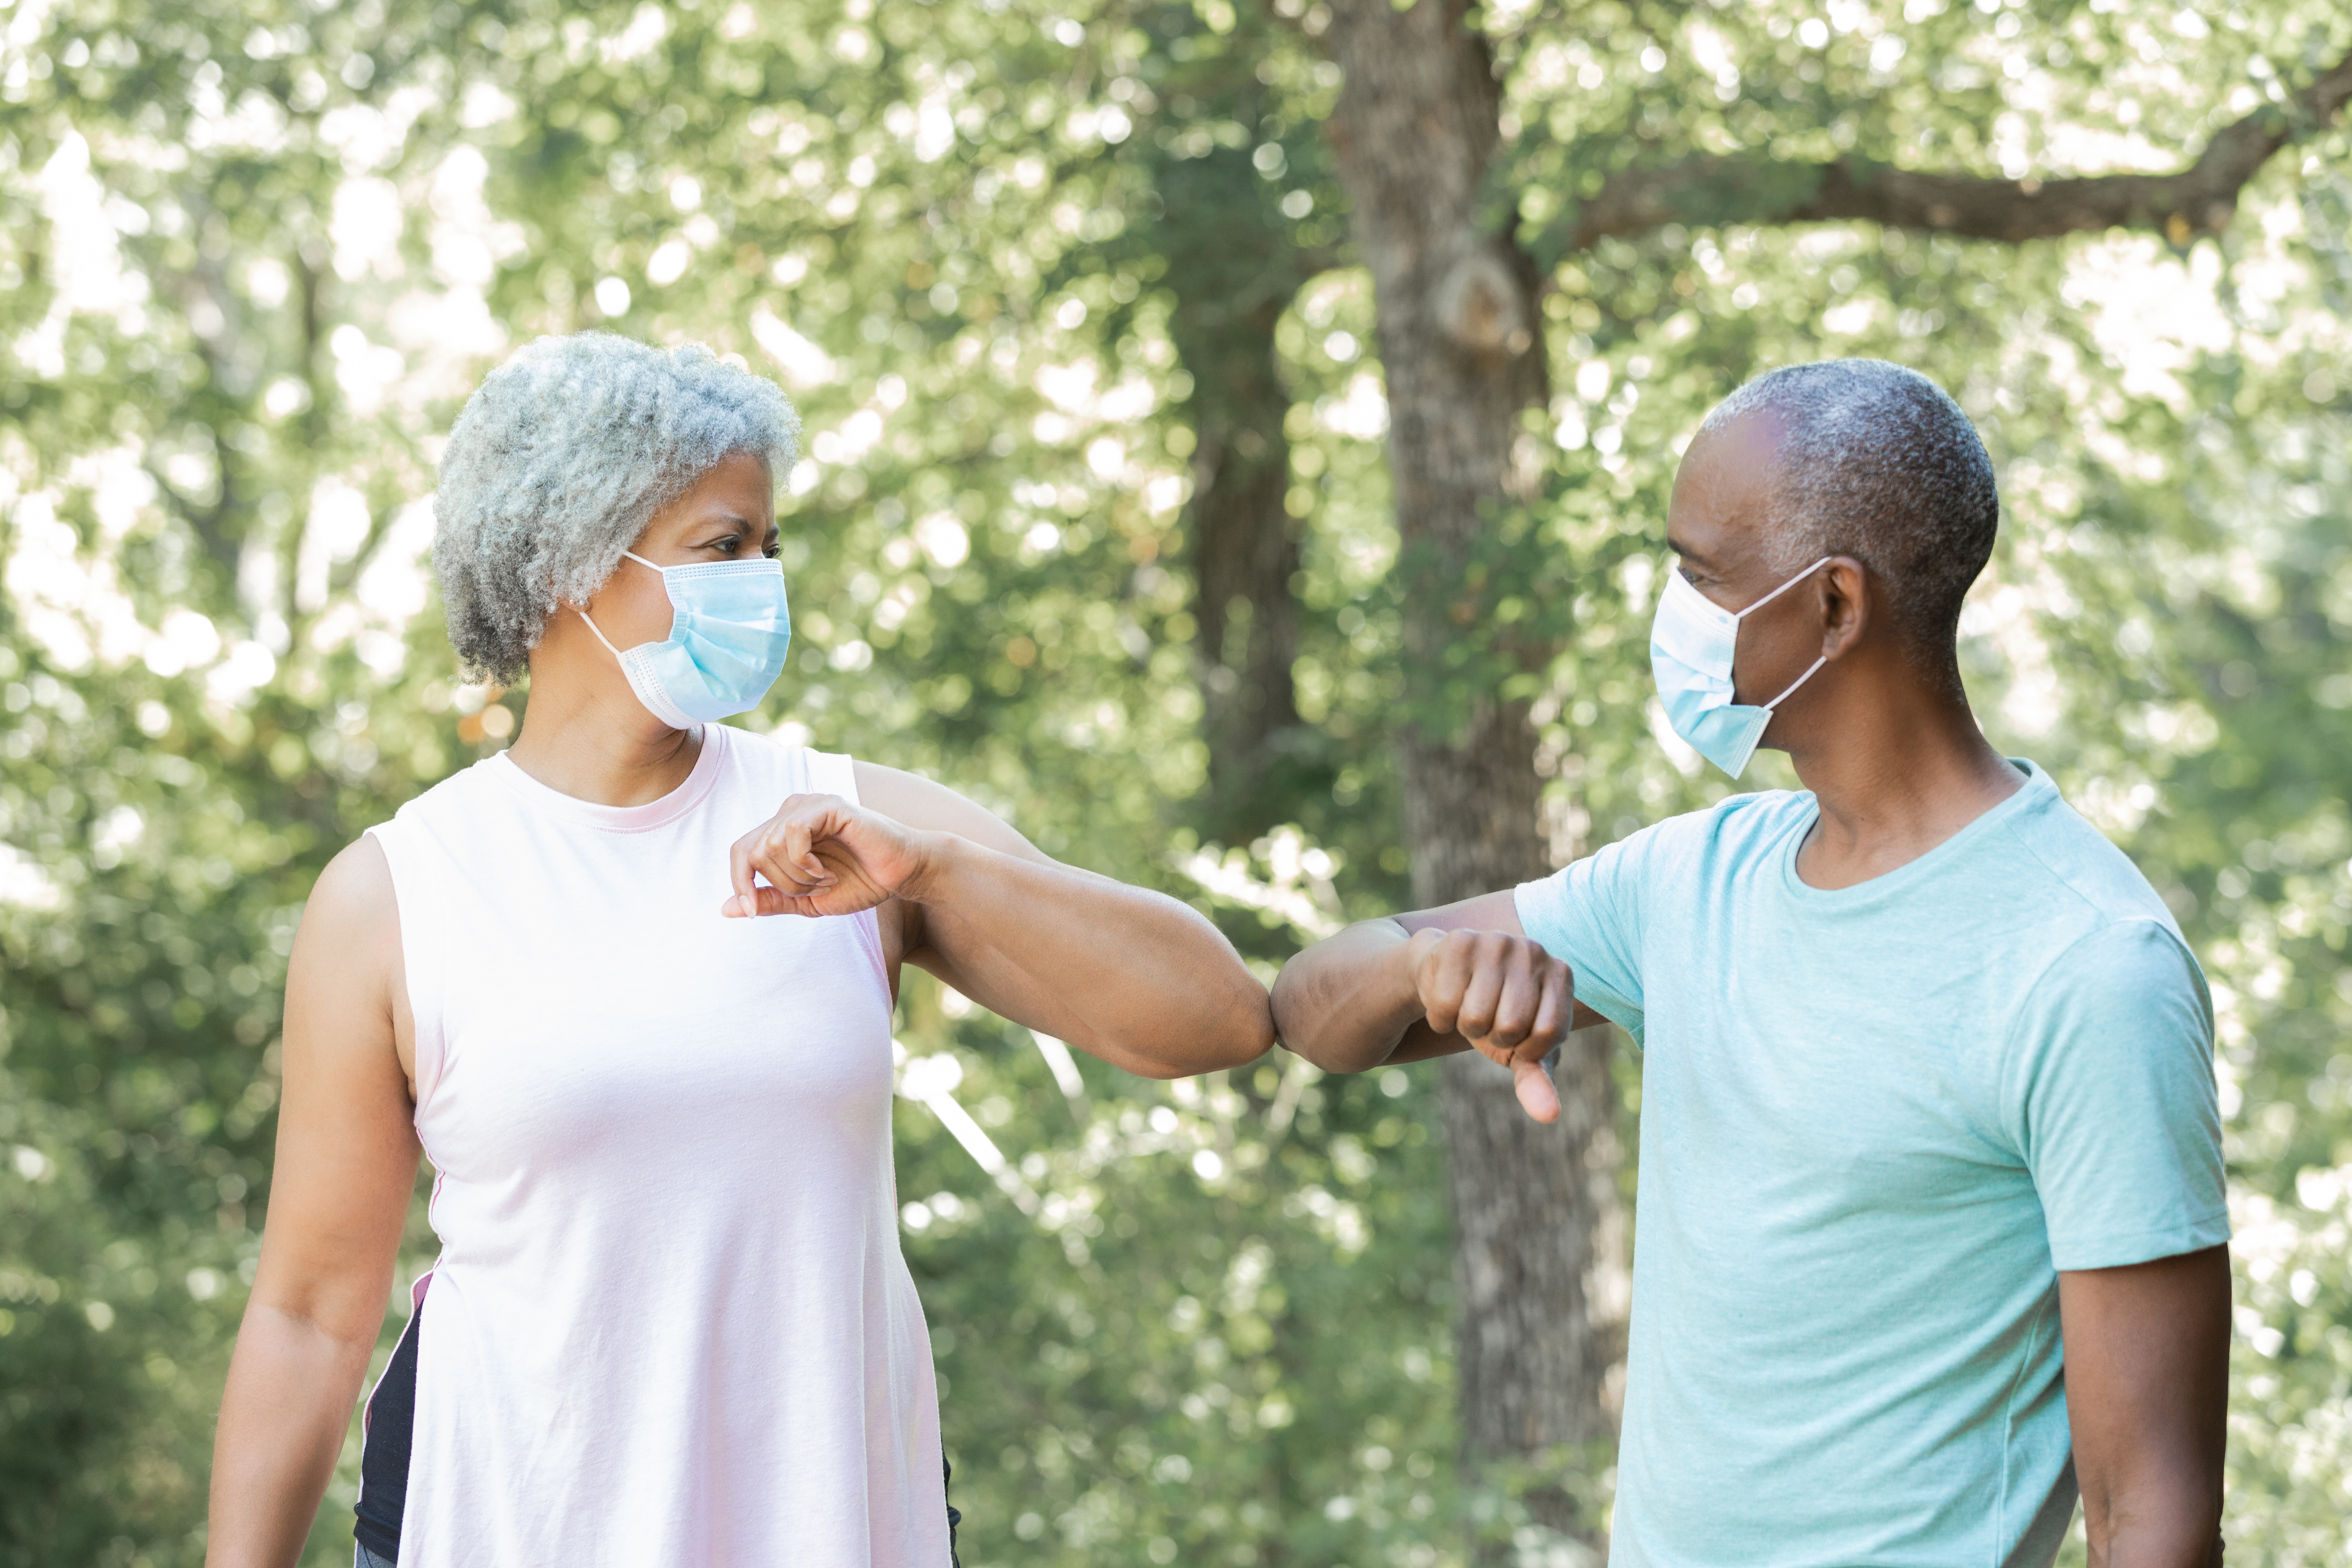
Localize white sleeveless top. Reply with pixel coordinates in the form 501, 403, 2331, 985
363, 724, 945, 1567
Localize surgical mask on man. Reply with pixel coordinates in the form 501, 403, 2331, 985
578, 551, 793, 730
1649, 555, 1832, 780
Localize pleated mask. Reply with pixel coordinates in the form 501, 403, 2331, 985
1648, 556, 1830, 780
579, 551, 793, 730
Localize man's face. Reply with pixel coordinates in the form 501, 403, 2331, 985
1663, 408, 1829, 711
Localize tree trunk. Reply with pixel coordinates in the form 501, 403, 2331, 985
1174, 281, 1303, 831
1315, 0, 1622, 1550
1154, 145, 1313, 841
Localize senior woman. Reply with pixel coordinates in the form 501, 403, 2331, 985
205, 333, 1273, 1567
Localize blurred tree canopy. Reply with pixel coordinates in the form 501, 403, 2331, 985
1, 0, 2349, 1565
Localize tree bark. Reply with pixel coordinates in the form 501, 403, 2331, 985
1156, 148, 1309, 837
1315, 0, 1622, 1550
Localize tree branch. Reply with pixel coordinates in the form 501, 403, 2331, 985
1559, 50, 2352, 253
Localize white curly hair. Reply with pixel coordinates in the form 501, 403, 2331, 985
432, 333, 802, 683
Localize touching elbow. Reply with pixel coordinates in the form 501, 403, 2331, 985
1217, 1028, 1275, 1074
1267, 973, 1335, 1071
1208, 982, 1276, 1071
1107, 979, 1272, 1080
1280, 1028, 1362, 1075
1176, 979, 1275, 1076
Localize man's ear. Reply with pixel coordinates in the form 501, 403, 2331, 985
1819, 556, 1869, 660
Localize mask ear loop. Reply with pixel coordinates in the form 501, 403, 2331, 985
1735, 556, 1836, 710
1730, 556, 1836, 621
1762, 656, 1827, 710
575, 551, 667, 657
576, 607, 625, 658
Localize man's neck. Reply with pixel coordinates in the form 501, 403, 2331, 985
1785, 677, 2023, 892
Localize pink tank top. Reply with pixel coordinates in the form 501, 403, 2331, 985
363, 724, 945, 1566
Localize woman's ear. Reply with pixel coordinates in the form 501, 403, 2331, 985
1819, 556, 1870, 660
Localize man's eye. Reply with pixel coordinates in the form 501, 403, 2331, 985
762, 542, 781, 560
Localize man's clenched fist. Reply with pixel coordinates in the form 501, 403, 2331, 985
1404, 926, 1570, 1122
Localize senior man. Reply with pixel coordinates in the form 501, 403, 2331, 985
1275, 359, 2228, 1567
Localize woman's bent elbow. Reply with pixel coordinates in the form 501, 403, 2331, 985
1193, 985, 1275, 1073
1217, 1009, 1277, 1071
1132, 987, 1272, 1078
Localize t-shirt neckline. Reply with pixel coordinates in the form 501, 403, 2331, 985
487, 723, 730, 833
1776, 758, 2049, 909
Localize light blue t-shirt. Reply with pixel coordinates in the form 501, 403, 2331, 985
1514, 761, 2227, 1568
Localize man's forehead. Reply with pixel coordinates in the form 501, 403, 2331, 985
1692, 404, 1792, 480
1669, 407, 1790, 567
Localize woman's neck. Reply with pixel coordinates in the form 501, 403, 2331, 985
503, 673, 704, 807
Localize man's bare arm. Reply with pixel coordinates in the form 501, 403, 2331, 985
2059, 1244, 2230, 1568
1270, 890, 1603, 1122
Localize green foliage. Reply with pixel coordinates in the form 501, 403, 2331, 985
2, 0, 2350, 1563
894, 982, 1458, 1565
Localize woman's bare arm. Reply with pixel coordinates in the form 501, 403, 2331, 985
721, 763, 1272, 1079
206, 838, 421, 1568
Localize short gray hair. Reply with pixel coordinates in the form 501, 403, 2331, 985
1703, 358, 1998, 664
432, 333, 801, 683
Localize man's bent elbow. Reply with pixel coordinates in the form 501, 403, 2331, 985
1269, 1022, 1342, 1075
1267, 969, 1353, 1074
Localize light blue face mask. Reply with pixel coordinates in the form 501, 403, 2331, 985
579, 551, 793, 730
1648, 555, 1831, 780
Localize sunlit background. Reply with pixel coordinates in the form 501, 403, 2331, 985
2, 0, 2350, 1563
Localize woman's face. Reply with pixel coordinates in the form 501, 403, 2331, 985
580, 451, 779, 651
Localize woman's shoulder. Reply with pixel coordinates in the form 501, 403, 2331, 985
848, 760, 1047, 864
373, 753, 509, 835
720, 733, 1039, 859
304, 831, 401, 952
720, 724, 856, 799
847, 759, 957, 823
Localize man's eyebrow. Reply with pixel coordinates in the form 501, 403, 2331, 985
1665, 536, 1713, 567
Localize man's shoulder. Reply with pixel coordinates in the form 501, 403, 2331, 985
1643, 788, 1813, 859
1552, 791, 1809, 897
1997, 768, 2179, 931
1990, 772, 2209, 1031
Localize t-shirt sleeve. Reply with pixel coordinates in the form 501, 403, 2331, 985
2003, 918, 2229, 1272
1513, 823, 1662, 1045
